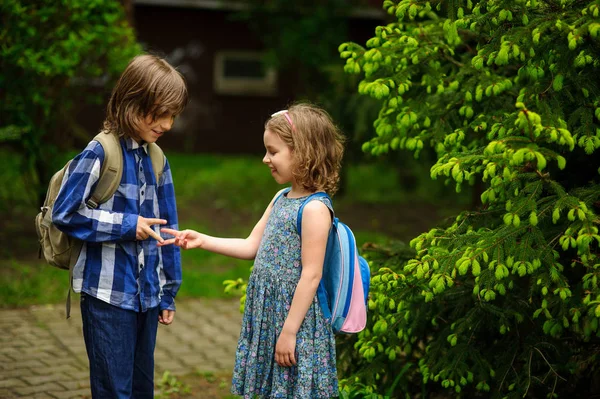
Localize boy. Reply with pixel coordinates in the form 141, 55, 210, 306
52, 54, 188, 398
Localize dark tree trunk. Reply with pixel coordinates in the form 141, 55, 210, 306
122, 0, 135, 28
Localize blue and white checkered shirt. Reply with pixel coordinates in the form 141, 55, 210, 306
52, 135, 181, 312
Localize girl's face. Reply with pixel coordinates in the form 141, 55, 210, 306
135, 113, 174, 144
263, 129, 294, 185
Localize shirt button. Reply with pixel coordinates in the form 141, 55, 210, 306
139, 166, 143, 172
141, 191, 145, 196
140, 264, 144, 269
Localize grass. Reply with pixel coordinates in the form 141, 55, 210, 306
159, 370, 237, 399
1, 260, 72, 307
0, 151, 468, 308
175, 221, 254, 300
155, 371, 191, 398
170, 154, 280, 218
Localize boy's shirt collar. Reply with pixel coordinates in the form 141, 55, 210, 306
124, 135, 149, 154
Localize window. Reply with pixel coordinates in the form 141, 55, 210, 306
214, 51, 278, 96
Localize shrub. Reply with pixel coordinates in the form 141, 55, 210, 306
0, 0, 141, 206
338, 1, 600, 397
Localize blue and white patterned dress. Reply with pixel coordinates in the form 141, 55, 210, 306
231, 192, 338, 399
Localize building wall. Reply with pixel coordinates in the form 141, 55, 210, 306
134, 6, 298, 154
78, 3, 383, 154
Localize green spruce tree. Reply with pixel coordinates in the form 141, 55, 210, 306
338, 0, 600, 397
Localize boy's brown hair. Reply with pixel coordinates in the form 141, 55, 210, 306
265, 103, 345, 195
103, 54, 188, 138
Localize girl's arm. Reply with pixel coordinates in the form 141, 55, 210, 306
275, 200, 331, 367
159, 189, 286, 260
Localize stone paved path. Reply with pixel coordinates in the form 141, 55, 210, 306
0, 298, 242, 398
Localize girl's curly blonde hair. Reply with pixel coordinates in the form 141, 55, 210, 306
265, 103, 345, 195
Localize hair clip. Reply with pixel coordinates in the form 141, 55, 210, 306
271, 110, 295, 131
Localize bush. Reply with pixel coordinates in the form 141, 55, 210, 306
338, 1, 600, 397
0, 0, 141, 207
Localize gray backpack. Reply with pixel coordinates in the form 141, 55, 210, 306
35, 130, 165, 317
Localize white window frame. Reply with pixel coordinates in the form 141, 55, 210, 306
213, 51, 278, 96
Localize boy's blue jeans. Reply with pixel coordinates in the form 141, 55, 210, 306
80, 293, 159, 399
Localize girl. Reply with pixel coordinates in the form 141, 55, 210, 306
160, 103, 344, 398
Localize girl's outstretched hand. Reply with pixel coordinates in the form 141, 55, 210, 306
158, 228, 204, 249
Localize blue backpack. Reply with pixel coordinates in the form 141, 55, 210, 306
276, 188, 371, 334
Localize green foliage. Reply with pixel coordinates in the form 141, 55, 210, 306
170, 154, 281, 220
231, 0, 383, 170
0, 149, 39, 211
0, 0, 141, 205
339, 0, 600, 397
178, 233, 254, 300
155, 371, 191, 398
0, 260, 71, 308
233, 0, 351, 71
2, 153, 411, 307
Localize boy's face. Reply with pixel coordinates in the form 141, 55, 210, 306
135, 114, 174, 144
263, 129, 294, 185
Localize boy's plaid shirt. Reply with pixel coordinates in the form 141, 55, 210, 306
52, 136, 181, 312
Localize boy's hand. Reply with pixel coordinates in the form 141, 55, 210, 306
137, 217, 166, 242
159, 228, 204, 249
159, 309, 175, 325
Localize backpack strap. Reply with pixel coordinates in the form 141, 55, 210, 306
66, 239, 83, 319
297, 192, 334, 235
274, 189, 334, 234
64, 131, 122, 317
148, 142, 166, 185
296, 192, 336, 326
86, 133, 166, 208
87, 131, 123, 209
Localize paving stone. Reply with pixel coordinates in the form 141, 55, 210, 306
1, 298, 242, 398
0, 368, 31, 378
57, 380, 90, 391
211, 334, 238, 348
155, 361, 189, 375
165, 344, 196, 356
67, 371, 89, 380
27, 393, 57, 399
49, 388, 91, 399
170, 329, 204, 342
13, 382, 64, 396
32, 364, 82, 375
194, 322, 222, 338
178, 353, 208, 368
0, 388, 15, 398
0, 347, 20, 357
200, 346, 232, 361
11, 359, 47, 370
12, 351, 54, 361
18, 346, 64, 355
0, 378, 25, 388
22, 374, 70, 385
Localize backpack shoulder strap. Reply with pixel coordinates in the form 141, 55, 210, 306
297, 192, 334, 235
87, 131, 123, 209
148, 142, 165, 185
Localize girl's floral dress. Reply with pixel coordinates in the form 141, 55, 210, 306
231, 191, 338, 399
